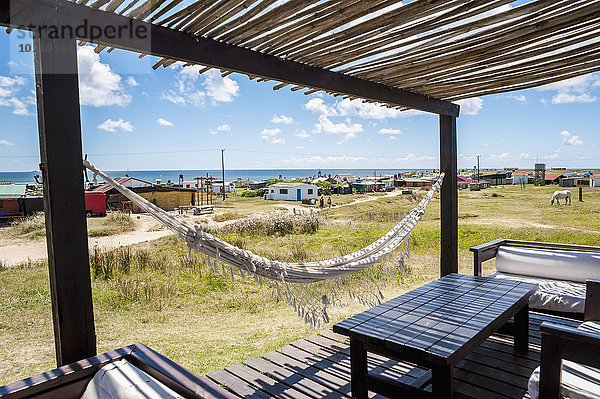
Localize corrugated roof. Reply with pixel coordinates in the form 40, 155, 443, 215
545, 174, 563, 180
0, 184, 27, 197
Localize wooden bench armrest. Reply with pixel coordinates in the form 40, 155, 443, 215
539, 322, 600, 399
469, 238, 507, 276
585, 279, 600, 322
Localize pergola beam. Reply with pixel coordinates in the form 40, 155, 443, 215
0, 0, 459, 117
33, 27, 96, 364
439, 115, 458, 276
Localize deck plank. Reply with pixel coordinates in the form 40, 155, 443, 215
207, 313, 580, 399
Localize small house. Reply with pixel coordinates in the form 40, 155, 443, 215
181, 180, 198, 189
211, 180, 236, 193
233, 179, 251, 188
93, 177, 196, 212
250, 181, 268, 190
480, 172, 507, 186
333, 174, 356, 184
544, 174, 563, 185
457, 176, 473, 190
312, 176, 336, 185
403, 178, 433, 188
512, 171, 532, 185
0, 184, 26, 219
592, 173, 600, 187
332, 182, 352, 195
266, 183, 318, 201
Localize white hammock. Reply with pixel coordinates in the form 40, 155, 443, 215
84, 159, 443, 327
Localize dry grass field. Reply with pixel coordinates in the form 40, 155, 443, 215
1, 184, 599, 386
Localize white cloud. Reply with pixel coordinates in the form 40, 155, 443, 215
560, 130, 583, 146
260, 128, 281, 140
519, 152, 533, 160
98, 118, 134, 133
0, 97, 32, 116
217, 123, 231, 131
456, 97, 483, 115
156, 118, 174, 126
489, 152, 510, 160
163, 65, 239, 106
0, 75, 33, 115
378, 128, 403, 135
271, 114, 293, 124
0, 139, 15, 147
552, 92, 597, 104
271, 137, 286, 144
506, 94, 527, 104
337, 98, 405, 120
313, 115, 363, 135
538, 73, 600, 104
126, 76, 138, 86
397, 153, 437, 162
295, 129, 311, 140
161, 91, 187, 105
281, 155, 368, 166
261, 128, 281, 139
202, 69, 239, 104
304, 97, 416, 120
77, 46, 131, 107
304, 98, 337, 116
542, 150, 561, 160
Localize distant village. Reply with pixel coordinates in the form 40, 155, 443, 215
1, 164, 599, 219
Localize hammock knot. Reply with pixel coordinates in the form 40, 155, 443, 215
185, 225, 204, 259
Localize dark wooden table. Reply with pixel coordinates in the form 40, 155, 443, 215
333, 273, 537, 399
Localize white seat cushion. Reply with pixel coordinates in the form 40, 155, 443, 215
492, 272, 586, 314
495, 246, 600, 283
81, 359, 184, 399
528, 321, 600, 399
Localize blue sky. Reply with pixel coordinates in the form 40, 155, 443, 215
0, 30, 598, 172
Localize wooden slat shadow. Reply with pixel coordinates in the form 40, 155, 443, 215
207, 313, 581, 399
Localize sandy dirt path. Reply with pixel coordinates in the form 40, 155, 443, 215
0, 215, 173, 266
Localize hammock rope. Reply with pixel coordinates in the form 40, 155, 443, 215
84, 159, 443, 327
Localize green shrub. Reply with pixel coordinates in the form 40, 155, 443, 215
220, 212, 322, 236
241, 188, 267, 198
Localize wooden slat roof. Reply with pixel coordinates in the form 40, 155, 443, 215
78, 0, 600, 108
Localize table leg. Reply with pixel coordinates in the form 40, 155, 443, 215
350, 337, 368, 399
514, 303, 529, 353
432, 365, 454, 399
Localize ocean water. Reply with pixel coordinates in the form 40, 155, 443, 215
1, 169, 430, 184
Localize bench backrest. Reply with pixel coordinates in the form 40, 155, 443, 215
496, 246, 600, 283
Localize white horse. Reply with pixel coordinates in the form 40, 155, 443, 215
551, 190, 572, 205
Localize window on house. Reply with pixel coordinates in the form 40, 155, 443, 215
308, 189, 313, 194
271, 190, 274, 193
280, 189, 288, 194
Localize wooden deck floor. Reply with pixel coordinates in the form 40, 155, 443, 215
205, 313, 581, 399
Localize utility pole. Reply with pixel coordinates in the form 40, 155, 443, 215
221, 149, 226, 201
476, 155, 481, 183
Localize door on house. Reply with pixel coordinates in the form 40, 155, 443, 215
297, 189, 301, 201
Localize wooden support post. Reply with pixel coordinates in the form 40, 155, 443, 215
440, 115, 458, 277
34, 29, 96, 366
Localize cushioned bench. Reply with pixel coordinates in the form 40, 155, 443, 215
529, 278, 600, 399
471, 239, 600, 316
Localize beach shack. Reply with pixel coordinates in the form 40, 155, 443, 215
266, 183, 318, 201
333, 174, 356, 184
0, 184, 26, 219
512, 171, 532, 185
